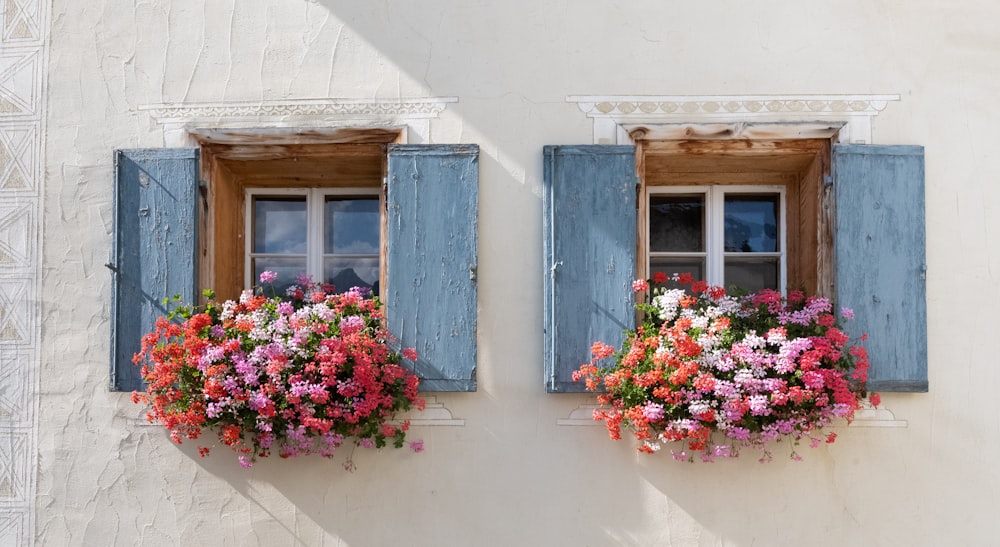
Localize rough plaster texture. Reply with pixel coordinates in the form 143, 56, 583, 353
31, 0, 1000, 545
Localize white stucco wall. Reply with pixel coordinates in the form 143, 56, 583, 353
26, 1, 1000, 545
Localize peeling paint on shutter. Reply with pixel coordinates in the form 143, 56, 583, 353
543, 145, 637, 393
834, 144, 927, 392
387, 144, 478, 392
111, 149, 199, 392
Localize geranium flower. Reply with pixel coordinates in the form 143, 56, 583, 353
132, 274, 424, 469
574, 273, 874, 462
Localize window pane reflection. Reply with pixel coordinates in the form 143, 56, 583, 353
724, 194, 778, 253
324, 256, 379, 294
324, 198, 380, 255
650, 195, 704, 252
724, 258, 779, 293
253, 257, 307, 295
650, 257, 705, 287
253, 198, 307, 254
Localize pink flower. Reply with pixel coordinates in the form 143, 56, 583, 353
642, 402, 665, 421
633, 279, 649, 292
131, 273, 423, 472
259, 270, 278, 284
403, 348, 418, 361
802, 371, 825, 389
409, 440, 424, 453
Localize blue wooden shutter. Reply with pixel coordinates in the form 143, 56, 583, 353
386, 144, 478, 392
543, 145, 637, 393
834, 144, 927, 392
111, 149, 199, 392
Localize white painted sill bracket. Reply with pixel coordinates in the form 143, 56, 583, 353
558, 401, 906, 428
558, 93, 906, 428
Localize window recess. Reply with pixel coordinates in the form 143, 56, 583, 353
112, 136, 479, 393
638, 138, 831, 296
543, 138, 926, 393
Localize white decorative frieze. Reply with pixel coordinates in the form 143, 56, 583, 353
570, 95, 897, 118
568, 94, 899, 145
140, 97, 457, 124
140, 97, 458, 147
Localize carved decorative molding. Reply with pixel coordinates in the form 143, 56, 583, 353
568, 94, 900, 145
569, 94, 898, 118
140, 97, 458, 124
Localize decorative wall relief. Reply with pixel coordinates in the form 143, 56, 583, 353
0, 0, 47, 544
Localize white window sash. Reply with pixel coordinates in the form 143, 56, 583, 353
645, 184, 787, 293
244, 187, 379, 290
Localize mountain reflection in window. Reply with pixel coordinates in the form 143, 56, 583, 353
250, 195, 381, 297
324, 197, 380, 295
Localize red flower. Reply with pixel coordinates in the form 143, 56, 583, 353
571, 280, 869, 463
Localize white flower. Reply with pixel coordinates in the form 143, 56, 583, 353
689, 314, 709, 329
743, 330, 766, 349
653, 289, 687, 322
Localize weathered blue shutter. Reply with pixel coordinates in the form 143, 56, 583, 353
543, 145, 637, 393
834, 144, 927, 392
386, 144, 478, 391
111, 149, 199, 392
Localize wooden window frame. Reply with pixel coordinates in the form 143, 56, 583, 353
637, 137, 833, 296
192, 128, 404, 301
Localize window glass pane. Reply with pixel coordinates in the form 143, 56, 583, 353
650, 257, 705, 285
325, 257, 380, 295
724, 194, 779, 253
649, 195, 704, 252
724, 258, 779, 293
253, 257, 307, 295
253, 198, 307, 254
325, 198, 380, 255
